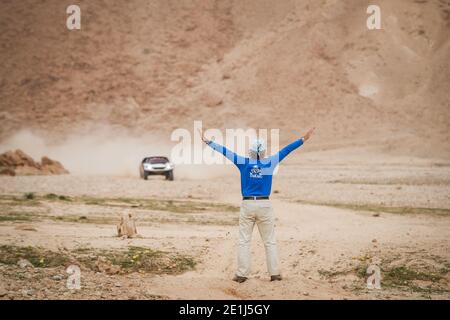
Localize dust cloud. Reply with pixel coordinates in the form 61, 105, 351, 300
0, 126, 236, 179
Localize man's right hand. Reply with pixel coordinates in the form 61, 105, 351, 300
198, 128, 210, 144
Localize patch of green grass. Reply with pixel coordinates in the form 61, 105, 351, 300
0, 245, 196, 275
44, 193, 71, 201
0, 245, 70, 267
328, 178, 450, 186
377, 264, 449, 295
0, 213, 33, 222
51, 215, 114, 224
0, 194, 238, 226
78, 196, 238, 214
0, 195, 40, 207
356, 263, 369, 279
318, 269, 351, 278
72, 246, 91, 254
92, 246, 197, 274
295, 200, 450, 216
382, 266, 445, 287
77, 246, 196, 274
318, 253, 449, 295
0, 194, 238, 214
23, 192, 35, 200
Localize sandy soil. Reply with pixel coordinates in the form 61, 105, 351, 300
0, 0, 449, 301
1, 150, 449, 300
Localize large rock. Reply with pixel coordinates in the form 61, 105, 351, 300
40, 156, 69, 174
0, 149, 39, 168
0, 149, 69, 176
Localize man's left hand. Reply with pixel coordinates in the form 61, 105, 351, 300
302, 127, 315, 142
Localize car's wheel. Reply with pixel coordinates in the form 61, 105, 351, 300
166, 170, 174, 181
143, 172, 148, 180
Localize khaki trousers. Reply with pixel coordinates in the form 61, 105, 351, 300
236, 200, 279, 277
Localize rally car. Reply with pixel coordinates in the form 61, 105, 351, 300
139, 156, 174, 181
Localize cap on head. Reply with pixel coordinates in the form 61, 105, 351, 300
249, 138, 266, 156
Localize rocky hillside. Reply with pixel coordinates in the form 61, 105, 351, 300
0, 0, 449, 158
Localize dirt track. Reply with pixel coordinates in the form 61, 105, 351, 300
1, 150, 449, 300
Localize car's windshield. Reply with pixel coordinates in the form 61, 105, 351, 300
144, 157, 168, 164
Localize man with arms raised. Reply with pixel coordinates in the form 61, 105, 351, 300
200, 127, 315, 283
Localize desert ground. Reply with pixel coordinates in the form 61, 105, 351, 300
1, 148, 449, 300
0, 0, 449, 301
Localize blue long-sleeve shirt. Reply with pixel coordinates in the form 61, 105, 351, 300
207, 139, 303, 197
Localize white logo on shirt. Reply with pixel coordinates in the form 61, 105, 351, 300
250, 165, 262, 179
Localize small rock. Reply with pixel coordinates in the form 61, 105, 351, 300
22, 289, 35, 296
303, 292, 309, 296
52, 275, 63, 281
115, 283, 122, 287
17, 258, 33, 268
372, 239, 377, 243
372, 213, 380, 217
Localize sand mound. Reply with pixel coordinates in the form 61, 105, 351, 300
0, 149, 69, 176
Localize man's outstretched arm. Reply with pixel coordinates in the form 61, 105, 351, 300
200, 129, 245, 165
276, 127, 315, 163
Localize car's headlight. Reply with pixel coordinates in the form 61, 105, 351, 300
166, 163, 173, 169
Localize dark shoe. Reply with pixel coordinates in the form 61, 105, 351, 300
232, 275, 248, 283
270, 275, 282, 281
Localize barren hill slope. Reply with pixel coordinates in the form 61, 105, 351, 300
0, 0, 449, 158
